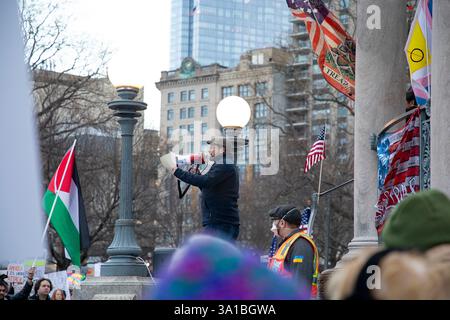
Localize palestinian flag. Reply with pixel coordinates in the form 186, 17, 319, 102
43, 142, 90, 266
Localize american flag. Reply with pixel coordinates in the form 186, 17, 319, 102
299, 207, 311, 232
375, 108, 421, 234
304, 126, 326, 173
268, 236, 278, 259
286, 0, 356, 100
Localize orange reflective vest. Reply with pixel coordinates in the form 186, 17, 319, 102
268, 232, 319, 298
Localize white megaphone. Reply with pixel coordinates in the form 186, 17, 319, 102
160, 152, 208, 171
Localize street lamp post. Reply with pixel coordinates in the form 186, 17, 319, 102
101, 85, 148, 277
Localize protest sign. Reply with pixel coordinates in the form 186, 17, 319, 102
7, 263, 24, 285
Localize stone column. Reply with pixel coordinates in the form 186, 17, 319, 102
319, 0, 408, 299
431, 1, 450, 195
348, 0, 408, 256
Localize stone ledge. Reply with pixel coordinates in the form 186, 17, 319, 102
73, 276, 157, 300
92, 294, 136, 300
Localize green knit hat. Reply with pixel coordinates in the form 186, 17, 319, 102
382, 189, 450, 251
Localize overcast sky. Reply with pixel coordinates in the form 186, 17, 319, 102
66, 0, 171, 130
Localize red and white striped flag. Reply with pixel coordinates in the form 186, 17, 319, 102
287, 0, 356, 100
375, 109, 421, 234
304, 126, 326, 173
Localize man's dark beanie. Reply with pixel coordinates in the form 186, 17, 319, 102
382, 189, 450, 251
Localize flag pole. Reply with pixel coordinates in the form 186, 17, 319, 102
32, 139, 77, 268
317, 159, 324, 206
317, 125, 327, 206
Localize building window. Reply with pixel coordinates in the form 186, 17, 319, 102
340, 14, 349, 28
222, 86, 234, 98
338, 106, 348, 117
256, 82, 268, 96
166, 126, 173, 139
312, 124, 330, 137
312, 108, 331, 120
298, 39, 311, 49
178, 124, 186, 138
298, 70, 310, 79
167, 109, 174, 121
201, 105, 208, 117
189, 90, 196, 101
337, 93, 347, 103
338, 153, 349, 162
255, 103, 268, 119
238, 84, 251, 97
252, 52, 264, 65
168, 92, 175, 103
315, 93, 332, 100
201, 140, 208, 152
294, 23, 307, 34
188, 107, 195, 118
180, 108, 187, 119
338, 121, 348, 130
313, 64, 321, 75
201, 88, 209, 99
313, 79, 328, 90
201, 123, 208, 135
294, 54, 310, 65
187, 124, 194, 136
180, 91, 188, 101
340, 0, 350, 9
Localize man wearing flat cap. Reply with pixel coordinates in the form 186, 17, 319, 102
170, 136, 240, 241
268, 205, 320, 298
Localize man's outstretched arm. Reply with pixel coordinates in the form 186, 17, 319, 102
174, 165, 233, 189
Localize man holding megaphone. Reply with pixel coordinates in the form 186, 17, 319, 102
161, 136, 240, 242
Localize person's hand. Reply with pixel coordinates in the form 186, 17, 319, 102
171, 166, 177, 174
27, 267, 35, 282
160, 152, 177, 172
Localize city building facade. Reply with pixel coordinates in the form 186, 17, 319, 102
170, 0, 292, 69
157, 47, 290, 170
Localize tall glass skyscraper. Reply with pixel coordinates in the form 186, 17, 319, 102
170, 0, 292, 69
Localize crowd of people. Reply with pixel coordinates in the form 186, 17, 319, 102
0, 269, 67, 301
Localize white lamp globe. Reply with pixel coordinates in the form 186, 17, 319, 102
108, 50, 145, 90
216, 96, 251, 129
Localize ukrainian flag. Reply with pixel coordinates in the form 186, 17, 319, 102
293, 255, 304, 263
405, 0, 432, 106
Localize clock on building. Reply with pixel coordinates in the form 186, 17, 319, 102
180, 57, 196, 79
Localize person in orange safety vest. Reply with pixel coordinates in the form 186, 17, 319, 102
267, 205, 319, 298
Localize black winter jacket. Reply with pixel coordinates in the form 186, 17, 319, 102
174, 163, 240, 226
5, 280, 33, 300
